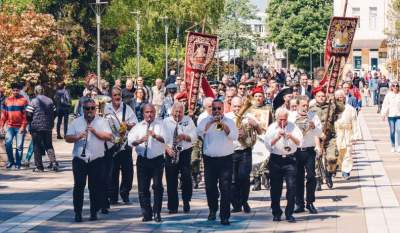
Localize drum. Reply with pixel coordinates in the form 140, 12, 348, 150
252, 135, 270, 166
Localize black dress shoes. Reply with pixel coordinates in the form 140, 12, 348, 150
183, 201, 190, 213
89, 212, 97, 221
208, 211, 216, 220
169, 209, 178, 214
316, 179, 322, 191
273, 215, 281, 221
326, 175, 333, 189
75, 212, 82, 222
231, 207, 242, 213
101, 207, 109, 214
286, 215, 296, 223
306, 203, 318, 214
243, 202, 251, 213
142, 216, 152, 222
220, 219, 230, 225
293, 205, 305, 213
122, 198, 131, 205
109, 199, 118, 205
154, 213, 162, 222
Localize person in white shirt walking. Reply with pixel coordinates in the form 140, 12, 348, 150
381, 81, 400, 153
288, 96, 322, 215
196, 99, 239, 226
65, 98, 112, 222
163, 102, 197, 214
128, 104, 167, 223
264, 108, 302, 223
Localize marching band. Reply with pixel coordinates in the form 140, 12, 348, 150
62, 76, 363, 225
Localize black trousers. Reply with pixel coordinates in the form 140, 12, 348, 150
32, 130, 56, 169
203, 154, 233, 220
231, 148, 252, 209
109, 149, 133, 202
165, 148, 192, 210
100, 149, 113, 209
137, 155, 165, 218
269, 154, 297, 217
295, 148, 316, 206
72, 157, 102, 213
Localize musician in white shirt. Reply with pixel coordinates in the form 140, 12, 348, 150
103, 87, 138, 210
196, 99, 239, 226
288, 95, 322, 215
264, 108, 302, 223
65, 98, 112, 222
225, 97, 263, 214
128, 104, 166, 222
163, 102, 197, 214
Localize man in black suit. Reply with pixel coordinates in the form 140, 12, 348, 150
299, 74, 313, 99
165, 70, 176, 86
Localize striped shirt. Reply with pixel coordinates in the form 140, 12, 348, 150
0, 95, 28, 129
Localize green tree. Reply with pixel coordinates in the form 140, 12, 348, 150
122, 57, 157, 85
265, 0, 332, 72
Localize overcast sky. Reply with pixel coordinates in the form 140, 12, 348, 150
250, 0, 267, 13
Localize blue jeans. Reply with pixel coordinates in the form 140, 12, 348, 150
388, 117, 400, 148
26, 140, 48, 162
57, 109, 69, 137
372, 90, 378, 105
5, 127, 26, 165
364, 96, 369, 106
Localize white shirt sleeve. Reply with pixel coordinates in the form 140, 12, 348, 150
126, 105, 139, 124
128, 123, 140, 146
187, 118, 198, 143
311, 113, 323, 137
66, 119, 77, 136
225, 118, 239, 140
196, 116, 209, 137
263, 124, 276, 152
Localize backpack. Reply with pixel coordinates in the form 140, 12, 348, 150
60, 91, 71, 107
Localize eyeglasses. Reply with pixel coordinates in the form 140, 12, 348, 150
239, 88, 246, 90
293, 89, 299, 92
84, 106, 96, 111
393, 85, 399, 87
211, 87, 218, 89
212, 107, 222, 111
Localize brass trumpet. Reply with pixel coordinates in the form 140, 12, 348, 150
215, 113, 224, 131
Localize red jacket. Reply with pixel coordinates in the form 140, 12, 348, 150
349, 86, 362, 102
0, 95, 28, 129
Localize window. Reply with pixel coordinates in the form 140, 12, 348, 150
370, 7, 377, 29
254, 25, 263, 33
354, 56, 362, 70
353, 8, 360, 28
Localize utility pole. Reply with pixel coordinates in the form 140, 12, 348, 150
228, 37, 231, 77
176, 19, 180, 77
89, 0, 108, 87
241, 41, 244, 75
160, 16, 171, 81
310, 49, 313, 79
131, 11, 142, 78
249, 41, 252, 77
233, 33, 237, 78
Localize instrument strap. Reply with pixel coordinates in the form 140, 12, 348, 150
122, 103, 126, 122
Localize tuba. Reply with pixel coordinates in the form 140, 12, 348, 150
294, 109, 312, 135
96, 95, 127, 145
236, 94, 258, 148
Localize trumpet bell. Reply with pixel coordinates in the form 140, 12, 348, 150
215, 122, 224, 131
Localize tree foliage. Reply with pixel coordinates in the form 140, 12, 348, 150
265, 0, 332, 71
0, 5, 69, 96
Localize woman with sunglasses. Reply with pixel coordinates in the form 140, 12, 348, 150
381, 81, 400, 153
130, 88, 148, 122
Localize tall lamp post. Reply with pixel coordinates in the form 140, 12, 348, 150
160, 16, 171, 81
131, 11, 142, 78
176, 19, 180, 77
89, 0, 108, 87
310, 49, 313, 79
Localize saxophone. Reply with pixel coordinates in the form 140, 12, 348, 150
171, 116, 183, 164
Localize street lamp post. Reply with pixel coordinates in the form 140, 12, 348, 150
249, 41, 252, 77
89, 0, 108, 87
228, 37, 231, 77
131, 11, 142, 78
241, 41, 244, 75
176, 20, 180, 77
310, 49, 313, 79
233, 33, 237, 78
160, 16, 171, 81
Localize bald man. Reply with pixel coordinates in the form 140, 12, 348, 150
122, 79, 136, 105
224, 90, 236, 113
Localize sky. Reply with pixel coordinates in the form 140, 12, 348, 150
250, 0, 267, 13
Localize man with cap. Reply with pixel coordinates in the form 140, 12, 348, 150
273, 87, 294, 111
251, 85, 275, 191
309, 87, 345, 189
176, 91, 203, 188
159, 83, 179, 119
210, 81, 225, 101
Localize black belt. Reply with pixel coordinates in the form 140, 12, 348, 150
297, 146, 315, 152
271, 153, 295, 158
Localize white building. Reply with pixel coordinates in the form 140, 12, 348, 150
334, 0, 393, 78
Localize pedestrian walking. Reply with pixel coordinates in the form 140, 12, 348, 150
56, 82, 71, 139
381, 81, 400, 153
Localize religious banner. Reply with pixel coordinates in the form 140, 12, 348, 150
320, 17, 358, 94
184, 31, 218, 111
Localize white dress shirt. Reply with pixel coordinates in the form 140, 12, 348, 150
288, 111, 322, 148
128, 119, 167, 159
197, 111, 211, 126
104, 102, 138, 149
67, 115, 112, 162
264, 121, 303, 155
196, 115, 239, 157
225, 111, 259, 151
163, 115, 197, 150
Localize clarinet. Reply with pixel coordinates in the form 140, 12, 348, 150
81, 112, 91, 157
143, 116, 152, 158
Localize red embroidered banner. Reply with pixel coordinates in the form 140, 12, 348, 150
184, 32, 218, 111
320, 17, 358, 94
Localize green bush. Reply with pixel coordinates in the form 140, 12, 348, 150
65, 81, 85, 99
70, 99, 79, 113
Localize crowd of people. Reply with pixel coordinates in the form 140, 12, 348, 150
1, 66, 398, 226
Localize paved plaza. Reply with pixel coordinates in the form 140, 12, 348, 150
1, 104, 400, 232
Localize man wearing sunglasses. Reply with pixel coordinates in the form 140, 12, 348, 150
237, 83, 247, 99
196, 99, 239, 225
103, 88, 138, 210
65, 98, 112, 222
